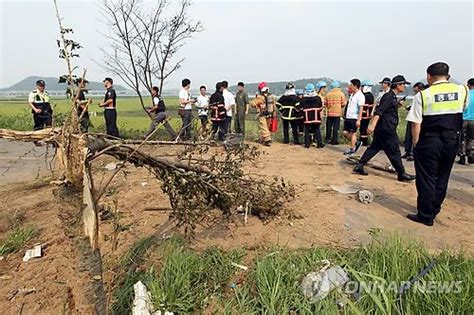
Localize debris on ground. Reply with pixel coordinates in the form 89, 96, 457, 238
132, 281, 174, 315
7, 287, 36, 301
330, 185, 360, 194
358, 190, 374, 204
22, 244, 42, 262
301, 264, 350, 302
104, 162, 119, 171
231, 262, 248, 271
141, 182, 148, 187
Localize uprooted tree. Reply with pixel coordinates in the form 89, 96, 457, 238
0, 0, 294, 250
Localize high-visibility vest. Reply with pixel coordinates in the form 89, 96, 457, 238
420, 82, 467, 116
361, 104, 374, 119
419, 81, 468, 134
210, 103, 227, 122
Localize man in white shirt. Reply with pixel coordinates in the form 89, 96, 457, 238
221, 81, 235, 134
196, 85, 210, 135
178, 78, 195, 140
343, 79, 365, 155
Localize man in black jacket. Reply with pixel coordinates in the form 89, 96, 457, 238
209, 82, 227, 141
277, 83, 302, 145
353, 75, 415, 182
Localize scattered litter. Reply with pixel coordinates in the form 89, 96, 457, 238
230, 283, 237, 289
132, 281, 174, 315
399, 260, 436, 295
0, 255, 4, 261
289, 222, 294, 227
301, 265, 350, 302
104, 162, 118, 171
231, 262, 248, 271
344, 223, 350, 228
93, 275, 102, 281
330, 185, 360, 194
0, 275, 12, 280
22, 244, 42, 262
141, 182, 148, 187
7, 287, 36, 301
358, 190, 374, 204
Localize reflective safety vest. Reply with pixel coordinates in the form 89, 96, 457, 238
419, 82, 468, 134
276, 95, 302, 120
209, 103, 227, 122
303, 107, 323, 124
361, 104, 374, 119
421, 82, 467, 116
29, 89, 52, 114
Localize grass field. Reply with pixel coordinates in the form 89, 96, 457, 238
0, 97, 411, 142
110, 234, 474, 314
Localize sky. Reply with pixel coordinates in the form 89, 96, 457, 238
1, 0, 473, 90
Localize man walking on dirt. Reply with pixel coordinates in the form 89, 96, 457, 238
143, 86, 177, 140
234, 82, 249, 135
98, 77, 120, 138
352, 75, 415, 182
343, 79, 365, 155
178, 78, 195, 141
28, 79, 53, 130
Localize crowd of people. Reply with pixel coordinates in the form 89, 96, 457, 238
27, 62, 473, 226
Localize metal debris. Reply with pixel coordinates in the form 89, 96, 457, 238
330, 185, 360, 194
358, 190, 374, 204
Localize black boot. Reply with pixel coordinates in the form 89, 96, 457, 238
398, 173, 416, 182
353, 164, 368, 176
468, 156, 474, 164
406, 214, 434, 226
458, 156, 466, 165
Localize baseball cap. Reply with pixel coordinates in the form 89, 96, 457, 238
391, 75, 411, 85
36, 79, 46, 86
103, 77, 113, 84
379, 77, 391, 84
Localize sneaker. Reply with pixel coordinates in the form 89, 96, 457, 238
406, 155, 415, 162
354, 141, 363, 153
317, 143, 325, 149
343, 148, 355, 155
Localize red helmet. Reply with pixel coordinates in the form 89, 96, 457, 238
258, 81, 268, 91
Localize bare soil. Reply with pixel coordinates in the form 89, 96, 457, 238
0, 140, 472, 314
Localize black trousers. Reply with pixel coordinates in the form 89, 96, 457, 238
104, 109, 120, 138
414, 134, 459, 221
325, 117, 340, 144
404, 121, 414, 156
359, 132, 405, 175
359, 119, 370, 145
282, 119, 301, 144
211, 119, 229, 141
304, 124, 322, 148
33, 113, 52, 130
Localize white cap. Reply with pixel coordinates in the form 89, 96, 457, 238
261, 87, 269, 93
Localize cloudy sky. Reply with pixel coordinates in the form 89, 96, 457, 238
1, 0, 473, 90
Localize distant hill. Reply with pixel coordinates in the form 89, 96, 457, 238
0, 76, 129, 92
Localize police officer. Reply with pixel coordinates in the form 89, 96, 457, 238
28, 79, 53, 130
98, 77, 120, 138
406, 62, 469, 226
353, 75, 416, 182
276, 83, 302, 145
402, 82, 426, 161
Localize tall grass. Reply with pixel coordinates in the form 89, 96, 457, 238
0, 226, 37, 256
110, 234, 473, 314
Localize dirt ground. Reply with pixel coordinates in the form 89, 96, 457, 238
0, 139, 472, 314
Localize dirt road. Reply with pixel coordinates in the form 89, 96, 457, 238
0, 140, 472, 313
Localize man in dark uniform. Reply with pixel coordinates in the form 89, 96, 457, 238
277, 83, 302, 145
406, 62, 468, 226
209, 82, 227, 141
28, 80, 53, 130
353, 75, 416, 182
144, 86, 177, 140
76, 78, 91, 133
359, 80, 375, 146
402, 82, 426, 161
300, 83, 324, 148
98, 77, 120, 138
